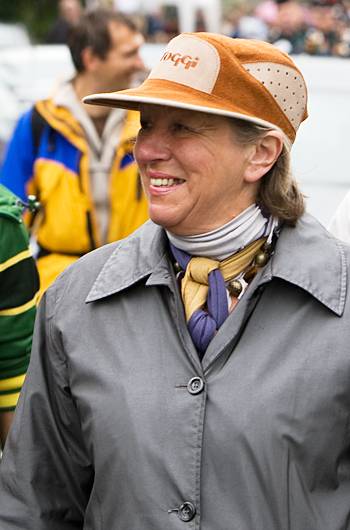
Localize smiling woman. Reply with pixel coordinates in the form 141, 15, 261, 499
1, 32, 350, 530
135, 106, 266, 234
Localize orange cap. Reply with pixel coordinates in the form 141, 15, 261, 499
84, 32, 308, 145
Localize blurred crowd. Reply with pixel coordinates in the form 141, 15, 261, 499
145, 0, 350, 57
223, 0, 350, 57
45, 0, 350, 58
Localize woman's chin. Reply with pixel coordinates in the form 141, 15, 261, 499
149, 214, 178, 230
148, 205, 181, 230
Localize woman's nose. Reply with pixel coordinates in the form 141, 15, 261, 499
134, 128, 171, 164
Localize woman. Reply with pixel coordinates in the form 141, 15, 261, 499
0, 33, 349, 530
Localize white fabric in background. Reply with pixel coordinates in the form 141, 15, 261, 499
328, 190, 350, 244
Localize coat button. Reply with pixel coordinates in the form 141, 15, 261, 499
178, 501, 196, 522
187, 376, 204, 395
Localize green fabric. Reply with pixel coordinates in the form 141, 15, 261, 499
0, 185, 39, 410
0, 183, 23, 222
0, 257, 38, 310
0, 221, 30, 263
0, 387, 22, 396
0, 358, 31, 380
0, 184, 30, 263
0, 309, 36, 346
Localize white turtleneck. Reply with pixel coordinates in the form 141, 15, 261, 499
166, 204, 278, 261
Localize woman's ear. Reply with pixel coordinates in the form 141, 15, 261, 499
244, 131, 284, 183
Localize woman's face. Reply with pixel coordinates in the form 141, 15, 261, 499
134, 105, 259, 235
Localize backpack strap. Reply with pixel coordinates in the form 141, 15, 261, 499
30, 106, 47, 153
27, 106, 47, 232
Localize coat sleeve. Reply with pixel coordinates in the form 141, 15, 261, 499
0, 285, 94, 529
0, 109, 36, 201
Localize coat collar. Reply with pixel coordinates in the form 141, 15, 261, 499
260, 213, 347, 316
86, 221, 170, 303
86, 215, 348, 316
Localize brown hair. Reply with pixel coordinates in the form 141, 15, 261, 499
230, 118, 305, 225
68, 8, 138, 73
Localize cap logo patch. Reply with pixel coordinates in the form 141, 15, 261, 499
160, 52, 199, 70
149, 34, 220, 94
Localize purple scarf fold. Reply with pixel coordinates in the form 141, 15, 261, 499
171, 244, 229, 358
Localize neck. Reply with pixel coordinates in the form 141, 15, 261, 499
72, 74, 111, 120
166, 204, 277, 260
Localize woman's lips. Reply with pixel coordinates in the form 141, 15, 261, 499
147, 172, 186, 195
150, 177, 185, 187
149, 181, 185, 196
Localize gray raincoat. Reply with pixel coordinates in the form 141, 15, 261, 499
0, 214, 350, 530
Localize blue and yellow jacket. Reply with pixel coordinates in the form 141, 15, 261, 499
1, 100, 148, 294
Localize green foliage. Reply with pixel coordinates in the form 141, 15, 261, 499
0, 0, 57, 43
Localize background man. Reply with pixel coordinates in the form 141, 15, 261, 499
0, 8, 148, 295
46, 0, 83, 45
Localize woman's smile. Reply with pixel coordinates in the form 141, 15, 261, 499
147, 170, 186, 194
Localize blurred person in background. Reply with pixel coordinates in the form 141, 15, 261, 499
223, 2, 269, 40
255, 0, 279, 25
221, 4, 245, 36
1, 32, 350, 529
249, 0, 350, 57
305, 0, 350, 56
329, 189, 350, 242
0, 8, 148, 297
268, 0, 308, 54
305, 0, 340, 54
235, 14, 269, 40
0, 184, 39, 449
46, 0, 83, 45
144, 7, 169, 43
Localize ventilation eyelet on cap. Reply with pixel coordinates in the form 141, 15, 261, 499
242, 62, 307, 132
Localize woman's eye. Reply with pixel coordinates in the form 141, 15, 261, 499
173, 123, 191, 133
140, 120, 151, 132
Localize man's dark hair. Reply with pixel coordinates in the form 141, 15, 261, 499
68, 8, 138, 73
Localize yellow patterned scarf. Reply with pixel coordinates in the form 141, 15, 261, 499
181, 237, 267, 321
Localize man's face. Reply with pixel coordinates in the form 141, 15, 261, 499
94, 22, 145, 92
